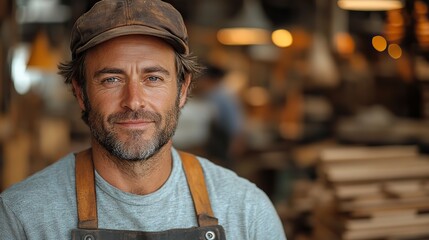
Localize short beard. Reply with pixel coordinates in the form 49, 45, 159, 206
82, 90, 181, 162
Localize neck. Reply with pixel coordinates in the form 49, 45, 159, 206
90, 139, 173, 195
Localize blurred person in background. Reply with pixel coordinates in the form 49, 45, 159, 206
0, 0, 286, 239
196, 63, 246, 169
174, 63, 246, 168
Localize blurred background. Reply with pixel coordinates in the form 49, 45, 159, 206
1, 0, 429, 239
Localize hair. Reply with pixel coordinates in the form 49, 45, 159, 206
58, 48, 202, 99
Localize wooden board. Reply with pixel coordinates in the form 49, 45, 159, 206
320, 145, 418, 162
323, 157, 429, 182
343, 224, 429, 240
340, 195, 429, 214
334, 179, 429, 199
345, 210, 429, 231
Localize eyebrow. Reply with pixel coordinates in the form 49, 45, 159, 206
93, 66, 171, 78
93, 68, 124, 78
143, 66, 170, 76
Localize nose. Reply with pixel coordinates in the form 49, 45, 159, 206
120, 80, 145, 111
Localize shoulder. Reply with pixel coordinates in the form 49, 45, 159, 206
196, 156, 286, 239
198, 157, 255, 190
197, 156, 272, 210
0, 153, 75, 214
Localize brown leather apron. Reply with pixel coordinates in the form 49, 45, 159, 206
71, 149, 226, 240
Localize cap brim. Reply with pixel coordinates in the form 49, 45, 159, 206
76, 25, 188, 55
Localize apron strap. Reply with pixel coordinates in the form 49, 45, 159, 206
179, 152, 218, 227
75, 149, 218, 229
75, 149, 98, 229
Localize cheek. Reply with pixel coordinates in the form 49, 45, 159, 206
86, 92, 119, 120
146, 87, 178, 107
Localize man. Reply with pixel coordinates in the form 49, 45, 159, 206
0, 0, 286, 239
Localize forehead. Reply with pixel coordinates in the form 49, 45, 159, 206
85, 35, 176, 69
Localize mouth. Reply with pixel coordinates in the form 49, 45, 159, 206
108, 110, 161, 130
115, 120, 154, 129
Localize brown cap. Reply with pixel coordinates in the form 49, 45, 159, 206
70, 0, 188, 58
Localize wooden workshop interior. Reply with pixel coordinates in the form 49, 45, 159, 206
1, 0, 429, 239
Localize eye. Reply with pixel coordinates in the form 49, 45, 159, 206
147, 76, 162, 82
102, 77, 120, 84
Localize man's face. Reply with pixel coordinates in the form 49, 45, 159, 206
77, 35, 189, 161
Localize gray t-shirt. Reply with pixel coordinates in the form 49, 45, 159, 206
0, 149, 286, 239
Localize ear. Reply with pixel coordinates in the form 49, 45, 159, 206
179, 74, 191, 108
72, 79, 86, 111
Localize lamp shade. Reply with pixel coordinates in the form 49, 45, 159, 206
217, 0, 272, 45
27, 31, 58, 71
338, 0, 403, 11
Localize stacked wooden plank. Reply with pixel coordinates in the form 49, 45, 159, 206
315, 145, 429, 240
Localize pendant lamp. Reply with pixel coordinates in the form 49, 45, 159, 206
338, 0, 403, 11
217, 0, 272, 45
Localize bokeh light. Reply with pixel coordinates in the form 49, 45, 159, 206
372, 35, 388, 52
388, 43, 402, 59
272, 29, 293, 48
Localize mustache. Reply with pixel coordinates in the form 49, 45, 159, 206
107, 109, 162, 123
